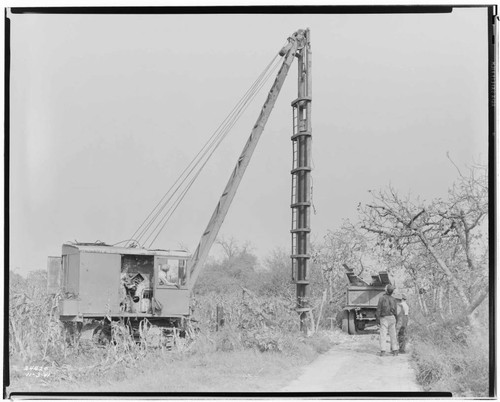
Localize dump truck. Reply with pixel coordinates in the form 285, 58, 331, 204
47, 28, 313, 339
341, 268, 392, 334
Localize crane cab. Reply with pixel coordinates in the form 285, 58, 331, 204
48, 243, 191, 324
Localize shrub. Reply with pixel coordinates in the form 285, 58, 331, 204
9, 271, 66, 362
187, 332, 217, 355
410, 315, 489, 397
305, 331, 334, 354
9, 268, 331, 392
214, 327, 243, 352
242, 327, 285, 352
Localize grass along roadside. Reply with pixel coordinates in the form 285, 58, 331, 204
7, 271, 342, 395
408, 313, 489, 397
51, 349, 304, 393
8, 330, 342, 394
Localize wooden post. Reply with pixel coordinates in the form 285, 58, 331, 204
216, 304, 225, 331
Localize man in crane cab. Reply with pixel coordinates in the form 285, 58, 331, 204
119, 274, 140, 312
376, 284, 399, 357
158, 263, 178, 287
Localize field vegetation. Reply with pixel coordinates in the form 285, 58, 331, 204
8, 162, 489, 396
357, 162, 490, 396
7, 266, 336, 395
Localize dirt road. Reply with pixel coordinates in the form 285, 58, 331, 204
282, 333, 421, 392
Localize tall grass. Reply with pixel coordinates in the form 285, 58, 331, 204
8, 270, 334, 393
409, 307, 489, 397
9, 271, 67, 363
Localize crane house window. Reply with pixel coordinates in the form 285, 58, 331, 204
157, 258, 187, 287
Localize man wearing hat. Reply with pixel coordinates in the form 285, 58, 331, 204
376, 284, 399, 356
395, 293, 409, 353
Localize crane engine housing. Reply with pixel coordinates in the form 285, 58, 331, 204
48, 243, 191, 328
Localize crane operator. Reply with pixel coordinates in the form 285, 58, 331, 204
158, 263, 177, 287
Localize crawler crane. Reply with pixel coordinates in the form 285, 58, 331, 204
47, 28, 313, 337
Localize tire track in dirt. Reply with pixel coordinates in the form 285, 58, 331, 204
282, 334, 421, 392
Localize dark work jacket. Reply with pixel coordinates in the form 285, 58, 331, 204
377, 293, 397, 318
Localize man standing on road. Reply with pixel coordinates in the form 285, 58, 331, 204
376, 284, 398, 357
396, 294, 409, 353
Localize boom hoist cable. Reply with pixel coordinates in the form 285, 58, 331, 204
187, 30, 307, 290
129, 29, 312, 333
144, 59, 284, 248
127, 51, 284, 249
136, 55, 282, 248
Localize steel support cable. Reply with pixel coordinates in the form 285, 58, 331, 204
144, 56, 283, 247
144, 42, 290, 246
130, 54, 282, 247
134, 55, 280, 246
145, 56, 285, 247
135, 56, 281, 247
145, 56, 284, 247
132, 44, 290, 247
130, 62, 276, 248
129, 54, 280, 247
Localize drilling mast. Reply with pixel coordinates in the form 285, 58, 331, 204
188, 30, 305, 290
290, 29, 312, 332
50, 30, 313, 334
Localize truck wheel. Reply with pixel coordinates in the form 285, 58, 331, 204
341, 310, 349, 333
348, 310, 357, 335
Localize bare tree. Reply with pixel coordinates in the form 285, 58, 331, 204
359, 164, 488, 325
312, 220, 372, 305
216, 236, 252, 260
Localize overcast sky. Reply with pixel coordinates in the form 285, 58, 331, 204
9, 8, 488, 275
